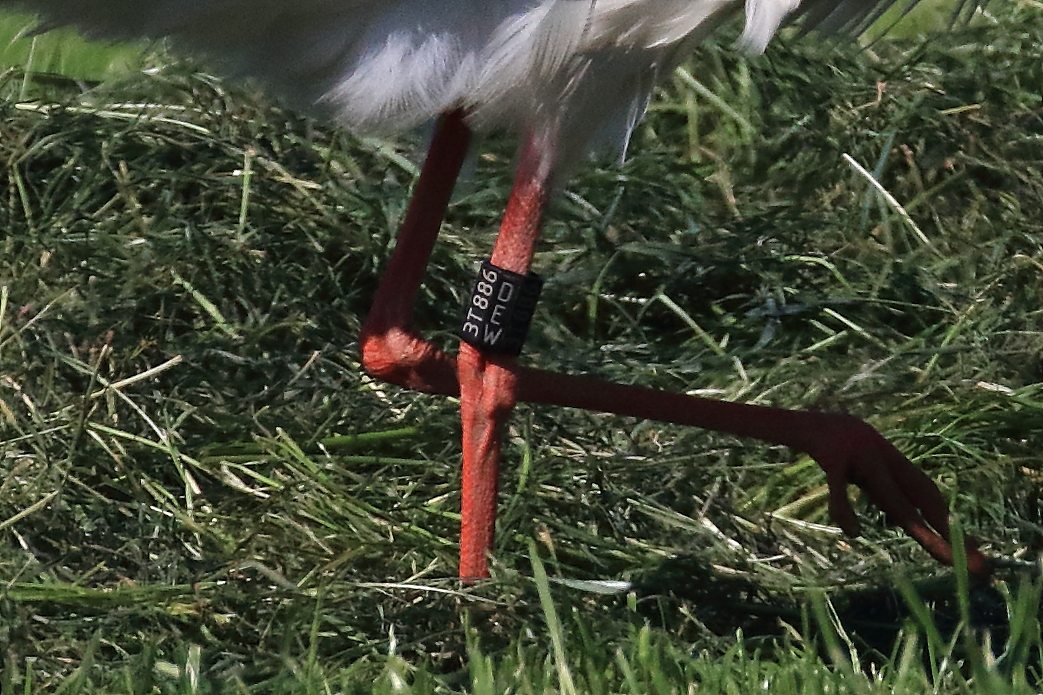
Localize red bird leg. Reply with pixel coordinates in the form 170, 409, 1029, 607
360, 110, 470, 398
361, 114, 555, 579
514, 370, 989, 578
457, 128, 556, 580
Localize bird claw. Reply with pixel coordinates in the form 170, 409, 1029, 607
804, 413, 990, 580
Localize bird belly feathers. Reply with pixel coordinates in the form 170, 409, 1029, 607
3, 0, 905, 159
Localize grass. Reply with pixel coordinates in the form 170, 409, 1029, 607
1, 1, 1042, 692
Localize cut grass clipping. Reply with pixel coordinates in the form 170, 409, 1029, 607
1, 3, 1042, 693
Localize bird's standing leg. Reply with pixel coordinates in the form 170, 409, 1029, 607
360, 113, 556, 579
457, 128, 556, 580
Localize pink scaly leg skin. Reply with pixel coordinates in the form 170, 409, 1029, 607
358, 110, 989, 581
457, 346, 517, 579
359, 112, 556, 580
457, 129, 555, 580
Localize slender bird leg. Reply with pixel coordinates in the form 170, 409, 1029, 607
360, 113, 555, 579
514, 372, 989, 577
457, 129, 556, 579
360, 110, 470, 398
360, 110, 989, 581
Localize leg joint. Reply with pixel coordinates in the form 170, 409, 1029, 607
359, 322, 456, 395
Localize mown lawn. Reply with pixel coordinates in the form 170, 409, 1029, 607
1, 3, 1041, 692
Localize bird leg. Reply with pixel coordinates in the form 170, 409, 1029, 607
514, 372, 988, 577
360, 110, 989, 581
457, 128, 556, 579
361, 112, 557, 579
360, 110, 470, 399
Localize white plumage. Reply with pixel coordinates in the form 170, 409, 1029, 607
8, 0, 911, 162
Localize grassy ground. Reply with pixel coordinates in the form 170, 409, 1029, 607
1, 3, 1042, 692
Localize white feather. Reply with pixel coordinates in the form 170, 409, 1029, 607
740, 0, 803, 52
2, 0, 920, 161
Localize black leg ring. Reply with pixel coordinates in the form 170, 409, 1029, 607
459, 260, 543, 356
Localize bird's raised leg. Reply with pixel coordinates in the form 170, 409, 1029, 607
360, 110, 470, 399
515, 373, 989, 577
